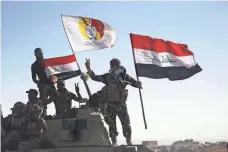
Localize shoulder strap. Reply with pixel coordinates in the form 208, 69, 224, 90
106, 74, 114, 85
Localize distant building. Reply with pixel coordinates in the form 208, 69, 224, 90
193, 141, 200, 145
142, 140, 158, 148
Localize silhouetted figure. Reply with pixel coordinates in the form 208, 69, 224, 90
31, 48, 53, 98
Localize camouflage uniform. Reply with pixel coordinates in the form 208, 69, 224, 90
87, 60, 140, 145
25, 89, 50, 118
26, 98, 46, 118
2, 102, 27, 151
25, 104, 47, 149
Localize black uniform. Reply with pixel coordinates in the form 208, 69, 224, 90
31, 60, 52, 98
52, 89, 81, 119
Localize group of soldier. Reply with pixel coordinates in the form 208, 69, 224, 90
1, 47, 143, 151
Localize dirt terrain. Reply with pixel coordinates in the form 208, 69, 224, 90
203, 148, 227, 152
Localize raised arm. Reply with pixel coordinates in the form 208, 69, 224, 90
87, 71, 106, 83
85, 58, 107, 84
125, 74, 142, 89
69, 92, 81, 102
74, 83, 82, 100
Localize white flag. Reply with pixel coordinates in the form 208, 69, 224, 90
61, 15, 117, 52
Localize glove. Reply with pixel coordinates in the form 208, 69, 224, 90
135, 81, 142, 89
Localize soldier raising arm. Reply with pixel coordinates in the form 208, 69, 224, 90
74, 83, 82, 100
52, 80, 82, 101
85, 58, 142, 88
85, 58, 107, 84
51, 80, 83, 118
85, 58, 142, 146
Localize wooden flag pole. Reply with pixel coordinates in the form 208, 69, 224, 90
129, 33, 148, 129
60, 14, 92, 98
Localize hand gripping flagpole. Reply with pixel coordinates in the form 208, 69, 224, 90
60, 14, 92, 98
129, 33, 147, 130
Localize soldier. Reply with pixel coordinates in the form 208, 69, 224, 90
2, 102, 27, 133
88, 87, 119, 140
25, 104, 47, 149
50, 80, 83, 119
31, 48, 54, 98
2, 102, 27, 151
25, 89, 51, 118
85, 58, 142, 146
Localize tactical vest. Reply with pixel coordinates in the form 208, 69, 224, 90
2, 115, 24, 130
55, 89, 73, 115
11, 116, 25, 129
99, 75, 127, 102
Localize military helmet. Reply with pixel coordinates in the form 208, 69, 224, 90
10, 101, 26, 110
110, 58, 120, 65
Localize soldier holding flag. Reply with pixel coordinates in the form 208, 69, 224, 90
85, 58, 142, 146
31, 48, 54, 99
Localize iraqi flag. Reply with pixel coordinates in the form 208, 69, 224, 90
61, 15, 117, 52
130, 33, 202, 81
42, 54, 81, 83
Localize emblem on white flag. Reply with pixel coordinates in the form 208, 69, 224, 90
61, 15, 117, 52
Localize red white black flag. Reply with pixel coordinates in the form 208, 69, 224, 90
42, 54, 81, 83
130, 33, 202, 81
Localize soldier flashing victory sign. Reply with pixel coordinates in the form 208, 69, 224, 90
85, 58, 142, 146
85, 58, 142, 88
50, 80, 83, 119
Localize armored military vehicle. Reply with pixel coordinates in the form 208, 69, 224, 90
3, 99, 155, 152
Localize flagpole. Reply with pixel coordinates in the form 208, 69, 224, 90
60, 14, 92, 98
129, 33, 147, 130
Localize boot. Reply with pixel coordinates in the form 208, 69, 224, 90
126, 137, 133, 145
111, 137, 118, 147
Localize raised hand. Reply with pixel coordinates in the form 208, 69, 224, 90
75, 83, 80, 93
85, 58, 91, 70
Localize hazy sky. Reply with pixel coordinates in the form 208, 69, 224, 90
1, 1, 228, 145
